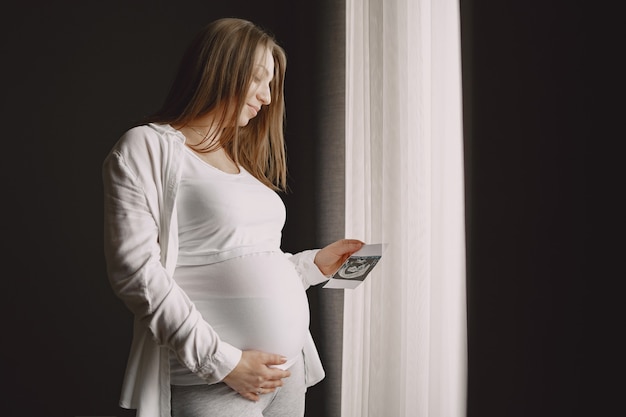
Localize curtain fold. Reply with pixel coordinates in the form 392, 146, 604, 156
342, 0, 467, 416
310, 1, 347, 417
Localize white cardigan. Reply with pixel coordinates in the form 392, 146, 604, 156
102, 123, 327, 417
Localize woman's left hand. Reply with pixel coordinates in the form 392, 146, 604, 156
314, 239, 365, 276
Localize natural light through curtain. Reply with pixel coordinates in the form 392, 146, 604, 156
342, 0, 467, 416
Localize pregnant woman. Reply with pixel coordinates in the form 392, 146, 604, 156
102, 18, 363, 417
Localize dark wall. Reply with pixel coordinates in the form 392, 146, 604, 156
3, 1, 592, 417
460, 1, 588, 416
1, 1, 329, 416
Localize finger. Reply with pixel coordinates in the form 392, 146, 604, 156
241, 391, 259, 402
257, 386, 277, 395
332, 238, 364, 248
265, 368, 291, 381
343, 238, 366, 246
263, 378, 285, 389
263, 353, 288, 366
341, 239, 365, 253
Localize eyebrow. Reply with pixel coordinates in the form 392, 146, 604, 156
255, 65, 272, 77
256, 64, 274, 80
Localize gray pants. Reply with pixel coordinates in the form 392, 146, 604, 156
171, 355, 306, 417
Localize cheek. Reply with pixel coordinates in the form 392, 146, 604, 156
238, 112, 251, 127
246, 88, 257, 101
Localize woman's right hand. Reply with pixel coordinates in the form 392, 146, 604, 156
222, 350, 292, 401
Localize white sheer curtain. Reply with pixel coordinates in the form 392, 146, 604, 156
342, 0, 467, 416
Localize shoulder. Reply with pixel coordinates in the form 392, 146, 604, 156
107, 124, 184, 161
115, 123, 183, 153
104, 123, 186, 173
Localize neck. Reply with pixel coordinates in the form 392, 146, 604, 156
176, 115, 222, 147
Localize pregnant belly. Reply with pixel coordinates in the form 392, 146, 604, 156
174, 251, 310, 361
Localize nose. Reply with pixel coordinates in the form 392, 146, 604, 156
258, 83, 271, 105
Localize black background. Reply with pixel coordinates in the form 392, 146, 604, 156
1, 1, 589, 416
461, 2, 589, 416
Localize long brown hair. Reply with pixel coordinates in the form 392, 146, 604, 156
146, 18, 288, 191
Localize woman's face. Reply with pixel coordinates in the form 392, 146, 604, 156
238, 46, 274, 126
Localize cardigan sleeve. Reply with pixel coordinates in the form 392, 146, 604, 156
102, 145, 241, 384
285, 249, 330, 289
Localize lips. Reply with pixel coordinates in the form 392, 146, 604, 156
248, 104, 260, 116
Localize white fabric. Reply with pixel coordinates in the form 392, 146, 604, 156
176, 147, 286, 265
342, 1, 467, 416
102, 123, 327, 417
169, 253, 311, 384
168, 150, 312, 384
171, 354, 306, 417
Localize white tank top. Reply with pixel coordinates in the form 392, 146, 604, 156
169, 148, 309, 385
